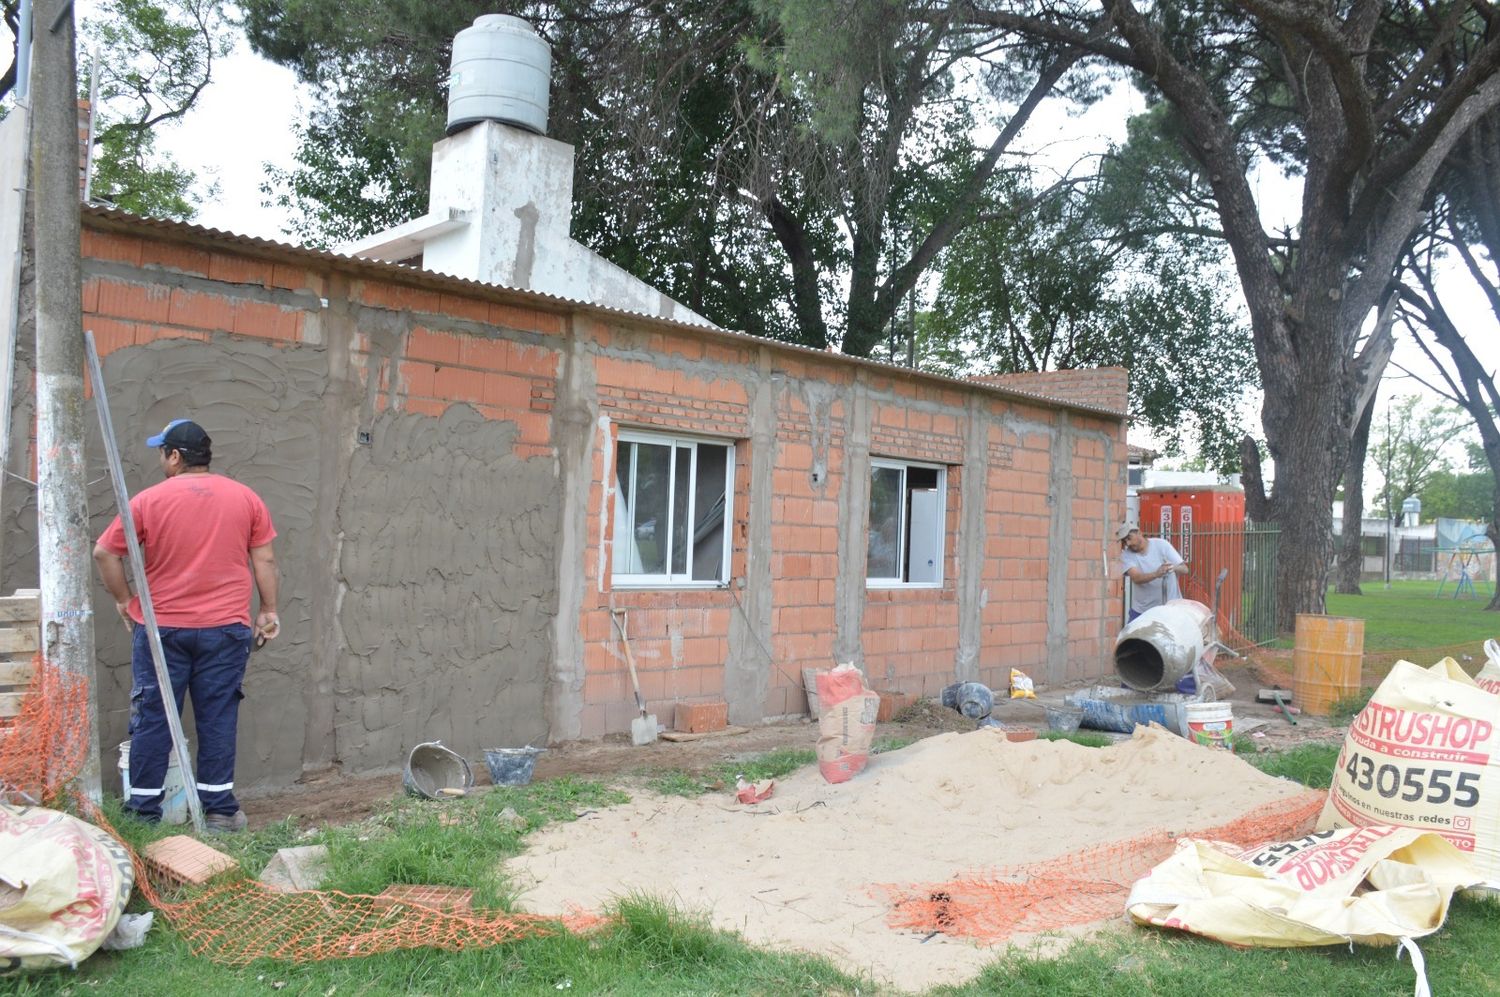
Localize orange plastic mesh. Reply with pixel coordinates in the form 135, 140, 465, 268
0, 653, 92, 806
875, 791, 1326, 944
1, 655, 607, 965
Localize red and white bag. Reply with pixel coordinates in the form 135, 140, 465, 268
814, 663, 879, 784
1318, 657, 1500, 890
1476, 639, 1500, 695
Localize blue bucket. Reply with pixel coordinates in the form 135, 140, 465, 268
483, 746, 545, 786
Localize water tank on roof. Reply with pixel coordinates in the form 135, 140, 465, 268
446, 14, 551, 136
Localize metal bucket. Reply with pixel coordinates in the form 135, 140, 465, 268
483, 746, 545, 787
403, 742, 474, 799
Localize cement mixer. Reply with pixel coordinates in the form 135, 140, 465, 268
1113, 599, 1218, 692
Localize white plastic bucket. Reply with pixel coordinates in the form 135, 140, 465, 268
118, 739, 191, 824
1184, 702, 1234, 750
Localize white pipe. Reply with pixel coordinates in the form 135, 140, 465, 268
83, 46, 100, 204
15, 0, 32, 103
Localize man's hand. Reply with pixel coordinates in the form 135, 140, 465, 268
115, 601, 134, 635
255, 611, 281, 647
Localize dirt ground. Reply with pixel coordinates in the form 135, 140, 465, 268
240, 655, 1344, 831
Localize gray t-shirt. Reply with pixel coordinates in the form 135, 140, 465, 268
1120, 537, 1185, 613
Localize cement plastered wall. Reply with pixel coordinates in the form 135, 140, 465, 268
7, 226, 562, 789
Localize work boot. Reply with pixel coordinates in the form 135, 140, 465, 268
204, 810, 248, 834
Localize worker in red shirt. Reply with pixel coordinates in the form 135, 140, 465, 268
94, 420, 279, 832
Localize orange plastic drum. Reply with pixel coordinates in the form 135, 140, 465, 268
1292, 614, 1365, 715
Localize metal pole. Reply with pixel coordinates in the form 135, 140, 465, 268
33, 0, 101, 801
84, 332, 204, 833
82, 47, 100, 205
16, 0, 33, 103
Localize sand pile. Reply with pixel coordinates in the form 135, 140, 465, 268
505, 726, 1313, 991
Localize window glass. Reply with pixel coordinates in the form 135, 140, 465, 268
614, 433, 733, 585
868, 465, 904, 580
691, 444, 728, 581
868, 460, 946, 585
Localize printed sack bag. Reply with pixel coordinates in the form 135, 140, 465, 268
1476, 639, 1500, 695
1, 805, 134, 973
815, 663, 879, 784
1127, 824, 1479, 948
1317, 658, 1500, 890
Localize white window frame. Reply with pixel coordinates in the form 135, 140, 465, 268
866, 458, 947, 589
612, 430, 735, 588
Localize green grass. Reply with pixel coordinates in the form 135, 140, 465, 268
8, 740, 1496, 997
1246, 743, 1341, 789
645, 747, 818, 797
1272, 579, 1499, 652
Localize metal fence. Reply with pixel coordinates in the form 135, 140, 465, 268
1144, 524, 1281, 647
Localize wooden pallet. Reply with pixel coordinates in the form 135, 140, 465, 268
0, 589, 41, 721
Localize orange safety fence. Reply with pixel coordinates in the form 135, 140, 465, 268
875, 791, 1326, 944
0, 656, 606, 965
4, 654, 1330, 963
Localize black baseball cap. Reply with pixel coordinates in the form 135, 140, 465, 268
145, 419, 211, 454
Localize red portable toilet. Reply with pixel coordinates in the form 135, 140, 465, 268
1137, 486, 1246, 635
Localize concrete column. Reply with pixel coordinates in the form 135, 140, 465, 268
832, 375, 871, 671
545, 315, 596, 741
301, 273, 361, 776
954, 394, 990, 682
725, 351, 775, 725
1045, 411, 1075, 683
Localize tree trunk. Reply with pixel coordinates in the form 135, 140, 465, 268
1242, 318, 1353, 633
1334, 394, 1376, 594
760, 197, 829, 349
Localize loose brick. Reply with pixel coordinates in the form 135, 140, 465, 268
875, 690, 915, 723
673, 700, 728, 734
1004, 727, 1037, 744
143, 835, 237, 886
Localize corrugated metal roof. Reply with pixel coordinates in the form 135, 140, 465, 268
81, 206, 1128, 422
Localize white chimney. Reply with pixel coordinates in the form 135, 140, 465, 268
338, 16, 713, 328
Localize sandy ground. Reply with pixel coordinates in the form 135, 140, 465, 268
502, 724, 1315, 992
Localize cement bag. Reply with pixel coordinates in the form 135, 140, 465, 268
815, 663, 879, 784
1127, 824, 1480, 948
1318, 658, 1500, 890
1476, 639, 1500, 695
0, 805, 134, 973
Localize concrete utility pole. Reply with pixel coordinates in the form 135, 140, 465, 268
32, 0, 102, 801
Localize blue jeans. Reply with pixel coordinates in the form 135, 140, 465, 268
125, 623, 252, 821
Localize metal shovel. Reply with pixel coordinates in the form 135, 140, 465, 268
611, 609, 658, 746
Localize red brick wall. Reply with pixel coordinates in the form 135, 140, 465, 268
974, 368, 1129, 415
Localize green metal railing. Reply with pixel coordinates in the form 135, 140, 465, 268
1145, 524, 1281, 647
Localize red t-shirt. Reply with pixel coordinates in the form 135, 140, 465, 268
97, 472, 277, 628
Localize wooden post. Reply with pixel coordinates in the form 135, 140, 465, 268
32, 0, 101, 801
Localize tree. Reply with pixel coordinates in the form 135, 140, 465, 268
246, 0, 819, 341
81, 0, 232, 218
958, 0, 1500, 629
1420, 461, 1494, 523
1396, 167, 1500, 609
921, 163, 1257, 466
243, 0, 1096, 353
1369, 394, 1468, 523
1333, 391, 1376, 595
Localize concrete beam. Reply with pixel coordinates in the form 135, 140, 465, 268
336, 208, 471, 263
